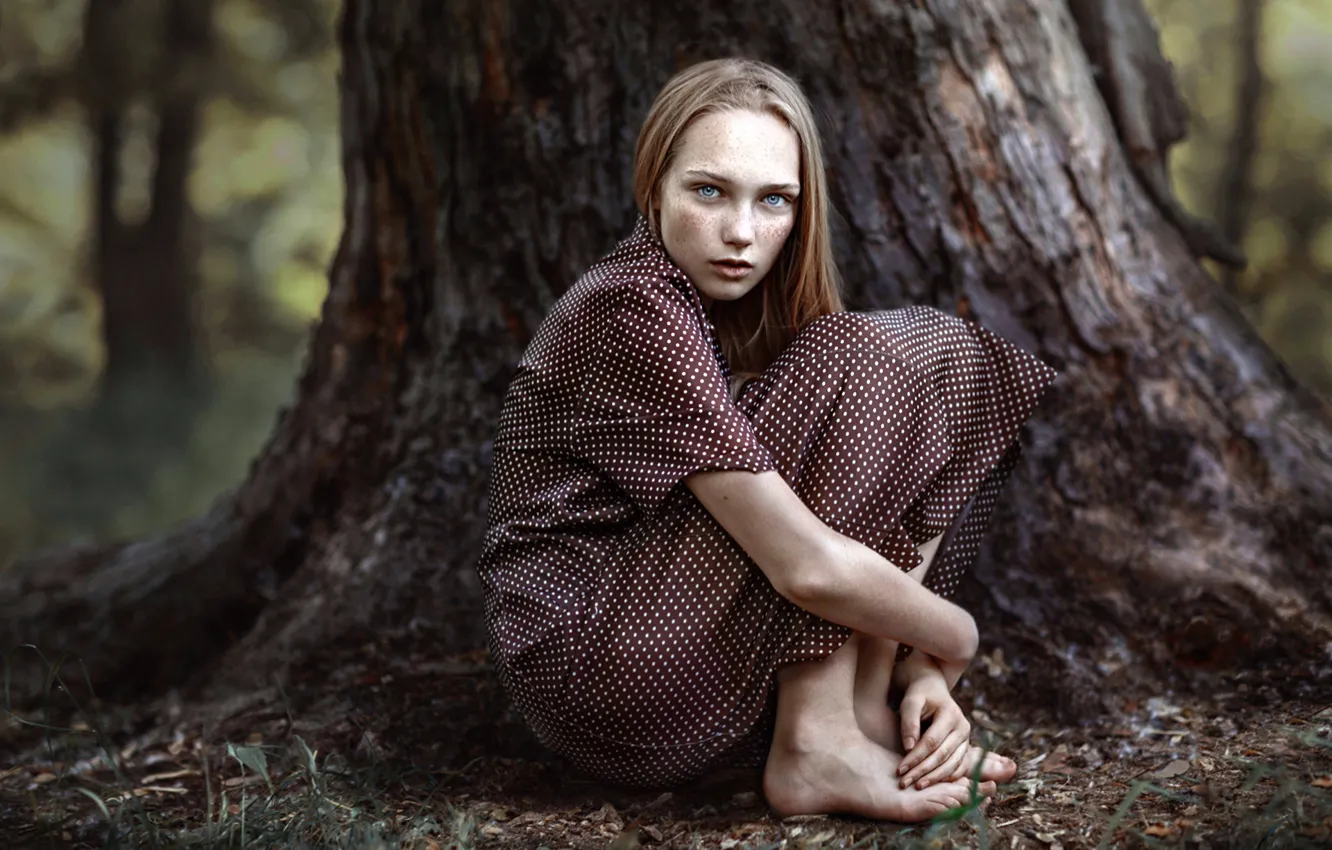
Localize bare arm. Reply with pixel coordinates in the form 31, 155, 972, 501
893, 647, 969, 692
685, 468, 978, 664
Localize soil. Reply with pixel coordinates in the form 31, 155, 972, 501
2, 639, 1330, 850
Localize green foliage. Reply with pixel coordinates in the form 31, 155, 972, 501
1148, 0, 1332, 396
0, 0, 340, 563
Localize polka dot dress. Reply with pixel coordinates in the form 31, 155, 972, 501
478, 216, 1059, 788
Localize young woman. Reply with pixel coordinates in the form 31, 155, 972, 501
478, 58, 1059, 822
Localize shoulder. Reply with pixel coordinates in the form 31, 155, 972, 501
568, 217, 701, 319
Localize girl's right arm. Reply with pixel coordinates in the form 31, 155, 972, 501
685, 468, 978, 665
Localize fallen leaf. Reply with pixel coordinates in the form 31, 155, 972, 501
1312, 776, 1332, 788
971, 708, 1008, 733
1041, 751, 1076, 776
1155, 759, 1190, 778
506, 811, 544, 826
587, 802, 621, 827
609, 827, 641, 850
480, 825, 502, 837
33, 773, 58, 785
730, 791, 759, 807
142, 769, 199, 784
222, 775, 264, 788
1144, 823, 1176, 837
978, 648, 1011, 677
641, 825, 663, 842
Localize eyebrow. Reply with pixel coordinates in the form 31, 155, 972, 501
682, 169, 800, 193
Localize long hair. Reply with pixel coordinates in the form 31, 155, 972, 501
633, 58, 844, 375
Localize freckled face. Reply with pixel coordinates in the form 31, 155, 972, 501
656, 109, 801, 308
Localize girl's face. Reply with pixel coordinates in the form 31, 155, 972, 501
656, 109, 801, 309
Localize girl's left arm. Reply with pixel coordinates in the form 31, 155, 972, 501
893, 647, 969, 692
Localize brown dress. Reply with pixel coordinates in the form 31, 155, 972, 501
477, 217, 1059, 787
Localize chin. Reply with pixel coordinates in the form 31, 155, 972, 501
705, 282, 760, 303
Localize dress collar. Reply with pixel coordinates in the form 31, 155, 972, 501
625, 215, 732, 379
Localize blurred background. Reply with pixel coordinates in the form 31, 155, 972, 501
0, 0, 1327, 566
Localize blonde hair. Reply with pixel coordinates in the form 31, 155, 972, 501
633, 58, 844, 375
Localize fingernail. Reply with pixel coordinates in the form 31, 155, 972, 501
919, 780, 929, 788
904, 738, 915, 749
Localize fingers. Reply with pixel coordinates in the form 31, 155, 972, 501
899, 693, 924, 752
916, 733, 969, 788
902, 726, 967, 789
899, 707, 970, 785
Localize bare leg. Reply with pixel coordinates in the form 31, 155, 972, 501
763, 633, 997, 820
853, 532, 942, 750
855, 533, 1016, 785
853, 631, 902, 749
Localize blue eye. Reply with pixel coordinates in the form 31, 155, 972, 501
696, 185, 720, 199
763, 193, 789, 207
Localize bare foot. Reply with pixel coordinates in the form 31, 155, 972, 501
957, 745, 1017, 784
859, 705, 1016, 787
855, 701, 902, 752
912, 745, 1017, 788
764, 726, 997, 821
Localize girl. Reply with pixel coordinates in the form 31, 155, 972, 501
478, 57, 1058, 822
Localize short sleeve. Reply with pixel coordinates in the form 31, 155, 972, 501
574, 277, 776, 513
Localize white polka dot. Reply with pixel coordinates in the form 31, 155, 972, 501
476, 216, 1059, 786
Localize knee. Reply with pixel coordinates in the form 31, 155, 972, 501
793, 307, 964, 367
799, 311, 883, 349
784, 313, 883, 370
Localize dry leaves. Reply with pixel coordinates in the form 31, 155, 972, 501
1155, 758, 1191, 778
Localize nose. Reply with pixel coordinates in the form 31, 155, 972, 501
722, 205, 754, 250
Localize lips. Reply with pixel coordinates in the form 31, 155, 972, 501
710, 259, 754, 281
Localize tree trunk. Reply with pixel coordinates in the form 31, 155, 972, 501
85, 0, 210, 398
1218, 0, 1266, 300
4, 0, 1329, 719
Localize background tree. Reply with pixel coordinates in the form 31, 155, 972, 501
0, 0, 338, 557
1148, 0, 1332, 397
1, 0, 1330, 726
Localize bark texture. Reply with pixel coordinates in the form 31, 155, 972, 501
3, 0, 1329, 716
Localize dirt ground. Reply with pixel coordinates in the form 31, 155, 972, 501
3, 642, 1330, 849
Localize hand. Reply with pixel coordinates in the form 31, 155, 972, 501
896, 671, 972, 790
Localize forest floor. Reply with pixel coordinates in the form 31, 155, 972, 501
2, 643, 1330, 850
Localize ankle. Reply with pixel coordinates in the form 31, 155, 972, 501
772, 708, 853, 755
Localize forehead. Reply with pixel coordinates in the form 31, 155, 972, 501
670, 109, 800, 183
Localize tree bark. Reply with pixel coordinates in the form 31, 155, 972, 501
4, 0, 1330, 718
